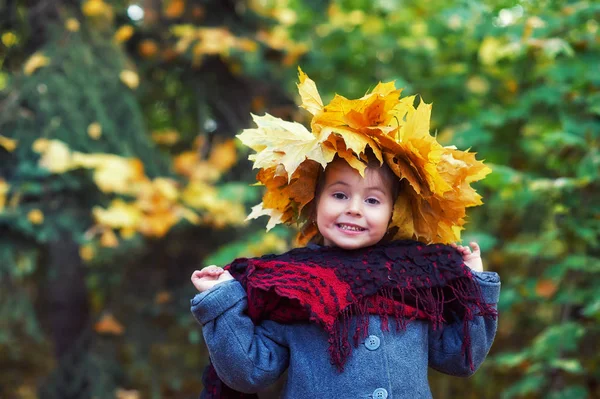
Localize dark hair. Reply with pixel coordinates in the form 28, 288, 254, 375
301, 152, 402, 245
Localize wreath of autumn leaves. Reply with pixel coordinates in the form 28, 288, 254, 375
238, 68, 491, 245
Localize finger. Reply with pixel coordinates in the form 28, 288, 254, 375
202, 265, 223, 274
469, 242, 480, 253
191, 270, 202, 281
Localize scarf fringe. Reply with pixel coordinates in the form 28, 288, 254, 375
327, 279, 496, 372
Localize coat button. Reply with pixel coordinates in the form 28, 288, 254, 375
373, 388, 388, 399
365, 335, 380, 350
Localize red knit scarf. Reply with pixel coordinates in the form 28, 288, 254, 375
199, 240, 497, 399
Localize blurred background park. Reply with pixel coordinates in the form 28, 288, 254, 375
0, 0, 599, 398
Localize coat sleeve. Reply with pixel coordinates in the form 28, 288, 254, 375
190, 280, 290, 393
428, 271, 500, 377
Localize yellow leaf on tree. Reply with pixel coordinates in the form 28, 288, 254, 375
23, 53, 50, 76
152, 178, 179, 202
135, 182, 171, 214
79, 244, 95, 261
208, 139, 238, 172
100, 229, 119, 247
72, 153, 146, 194
0, 135, 17, 152
94, 313, 124, 335
0, 179, 9, 213
180, 180, 246, 227
65, 18, 80, 32
28, 209, 44, 224
120, 227, 136, 239
120, 70, 139, 89
33, 139, 73, 173
178, 207, 200, 224
181, 181, 217, 208
138, 212, 178, 237
173, 151, 199, 178
87, 122, 102, 140
82, 0, 112, 18
93, 199, 142, 229
114, 25, 134, 43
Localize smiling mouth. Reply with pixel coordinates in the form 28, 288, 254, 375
337, 223, 366, 232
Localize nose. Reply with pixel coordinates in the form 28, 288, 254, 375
346, 197, 362, 216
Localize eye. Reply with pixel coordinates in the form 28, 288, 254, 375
365, 197, 380, 205
332, 192, 347, 200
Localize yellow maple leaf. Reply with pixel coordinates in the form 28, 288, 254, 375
237, 114, 335, 181
321, 126, 383, 171
246, 203, 284, 231
297, 67, 323, 116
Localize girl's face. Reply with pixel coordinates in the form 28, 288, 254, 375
315, 159, 394, 250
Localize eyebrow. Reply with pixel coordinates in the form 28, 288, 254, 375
327, 181, 389, 195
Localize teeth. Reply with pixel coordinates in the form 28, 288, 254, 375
338, 224, 364, 231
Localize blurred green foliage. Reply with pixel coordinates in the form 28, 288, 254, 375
1, 0, 599, 398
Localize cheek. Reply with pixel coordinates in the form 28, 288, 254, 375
372, 207, 393, 229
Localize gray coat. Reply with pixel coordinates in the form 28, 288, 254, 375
191, 270, 500, 398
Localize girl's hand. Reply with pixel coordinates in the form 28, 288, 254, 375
191, 265, 234, 293
451, 242, 484, 273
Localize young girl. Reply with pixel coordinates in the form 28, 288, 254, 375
190, 70, 500, 399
